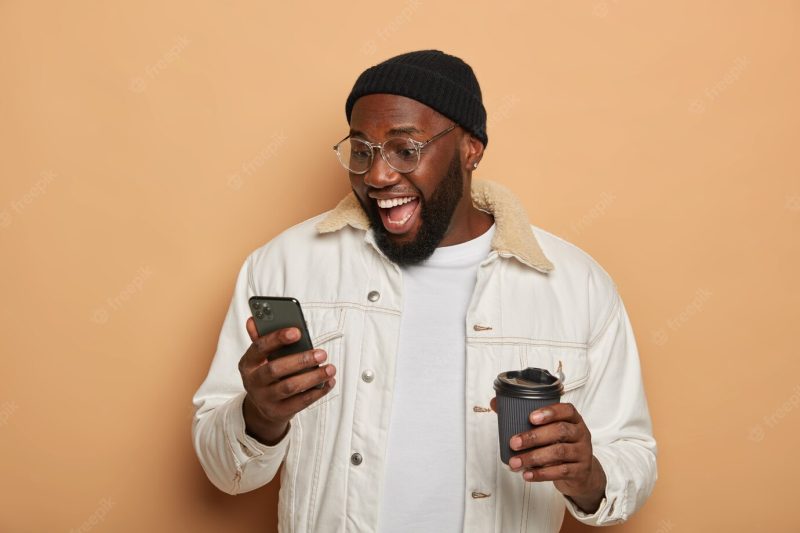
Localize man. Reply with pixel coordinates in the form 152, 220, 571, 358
193, 50, 657, 532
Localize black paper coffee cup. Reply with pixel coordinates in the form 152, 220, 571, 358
493, 367, 563, 465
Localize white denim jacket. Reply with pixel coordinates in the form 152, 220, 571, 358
192, 180, 657, 532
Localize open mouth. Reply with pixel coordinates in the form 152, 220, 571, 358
375, 196, 420, 235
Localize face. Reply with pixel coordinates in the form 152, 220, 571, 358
347, 94, 483, 265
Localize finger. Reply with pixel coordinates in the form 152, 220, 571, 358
509, 420, 582, 452
241, 327, 302, 369
254, 349, 328, 385
521, 462, 585, 483
508, 442, 582, 471
529, 402, 582, 425
489, 397, 497, 412
246, 317, 259, 342
277, 377, 337, 416
266, 363, 336, 400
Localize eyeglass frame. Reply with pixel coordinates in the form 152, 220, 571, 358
332, 123, 458, 175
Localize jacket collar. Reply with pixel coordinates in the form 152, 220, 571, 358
315, 179, 554, 273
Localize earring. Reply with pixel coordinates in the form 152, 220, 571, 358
473, 162, 479, 169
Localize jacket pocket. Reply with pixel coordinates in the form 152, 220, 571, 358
302, 304, 346, 409
522, 343, 589, 401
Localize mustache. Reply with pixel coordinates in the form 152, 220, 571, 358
367, 187, 421, 199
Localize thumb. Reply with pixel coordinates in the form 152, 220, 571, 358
489, 397, 497, 412
246, 317, 259, 342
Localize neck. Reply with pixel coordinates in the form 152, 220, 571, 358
438, 178, 495, 247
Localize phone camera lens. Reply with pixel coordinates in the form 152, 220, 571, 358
255, 311, 264, 319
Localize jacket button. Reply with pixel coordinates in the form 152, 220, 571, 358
367, 290, 380, 302
361, 369, 375, 383
350, 452, 363, 466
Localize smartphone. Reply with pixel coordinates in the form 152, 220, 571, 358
248, 296, 324, 388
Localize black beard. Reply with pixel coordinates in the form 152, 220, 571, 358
360, 151, 464, 266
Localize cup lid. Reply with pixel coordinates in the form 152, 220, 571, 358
493, 367, 564, 399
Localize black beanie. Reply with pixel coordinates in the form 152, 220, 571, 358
345, 50, 488, 147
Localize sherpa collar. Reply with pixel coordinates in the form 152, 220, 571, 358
315, 179, 554, 273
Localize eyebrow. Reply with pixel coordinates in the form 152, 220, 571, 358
349, 125, 422, 140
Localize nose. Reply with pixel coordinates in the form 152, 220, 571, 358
362, 150, 402, 190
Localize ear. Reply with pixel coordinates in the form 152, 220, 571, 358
461, 133, 485, 172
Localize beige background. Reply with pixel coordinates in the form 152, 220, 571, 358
1, 1, 798, 532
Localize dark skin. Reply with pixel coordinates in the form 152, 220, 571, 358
242, 93, 605, 513
241, 93, 491, 445
347, 93, 492, 247
241, 321, 336, 445
489, 398, 607, 513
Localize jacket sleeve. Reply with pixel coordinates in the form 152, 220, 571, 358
563, 291, 658, 525
191, 255, 292, 495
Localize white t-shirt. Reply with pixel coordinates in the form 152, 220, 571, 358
378, 224, 496, 533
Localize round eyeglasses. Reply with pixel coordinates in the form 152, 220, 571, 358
333, 124, 457, 174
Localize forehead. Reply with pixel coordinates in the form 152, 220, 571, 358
349, 94, 443, 134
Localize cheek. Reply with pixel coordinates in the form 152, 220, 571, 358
410, 153, 453, 198
349, 178, 371, 209
408, 175, 438, 204
349, 175, 366, 195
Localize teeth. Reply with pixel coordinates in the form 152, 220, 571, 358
376, 196, 416, 209
386, 210, 414, 225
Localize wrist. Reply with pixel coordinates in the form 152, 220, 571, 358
242, 395, 289, 446
557, 456, 607, 514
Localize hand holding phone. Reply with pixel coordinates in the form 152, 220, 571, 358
248, 297, 325, 390
238, 297, 337, 445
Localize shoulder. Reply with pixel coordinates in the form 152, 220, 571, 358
240, 209, 372, 299
248, 212, 342, 264
532, 227, 614, 284
243, 211, 366, 289
531, 225, 621, 341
